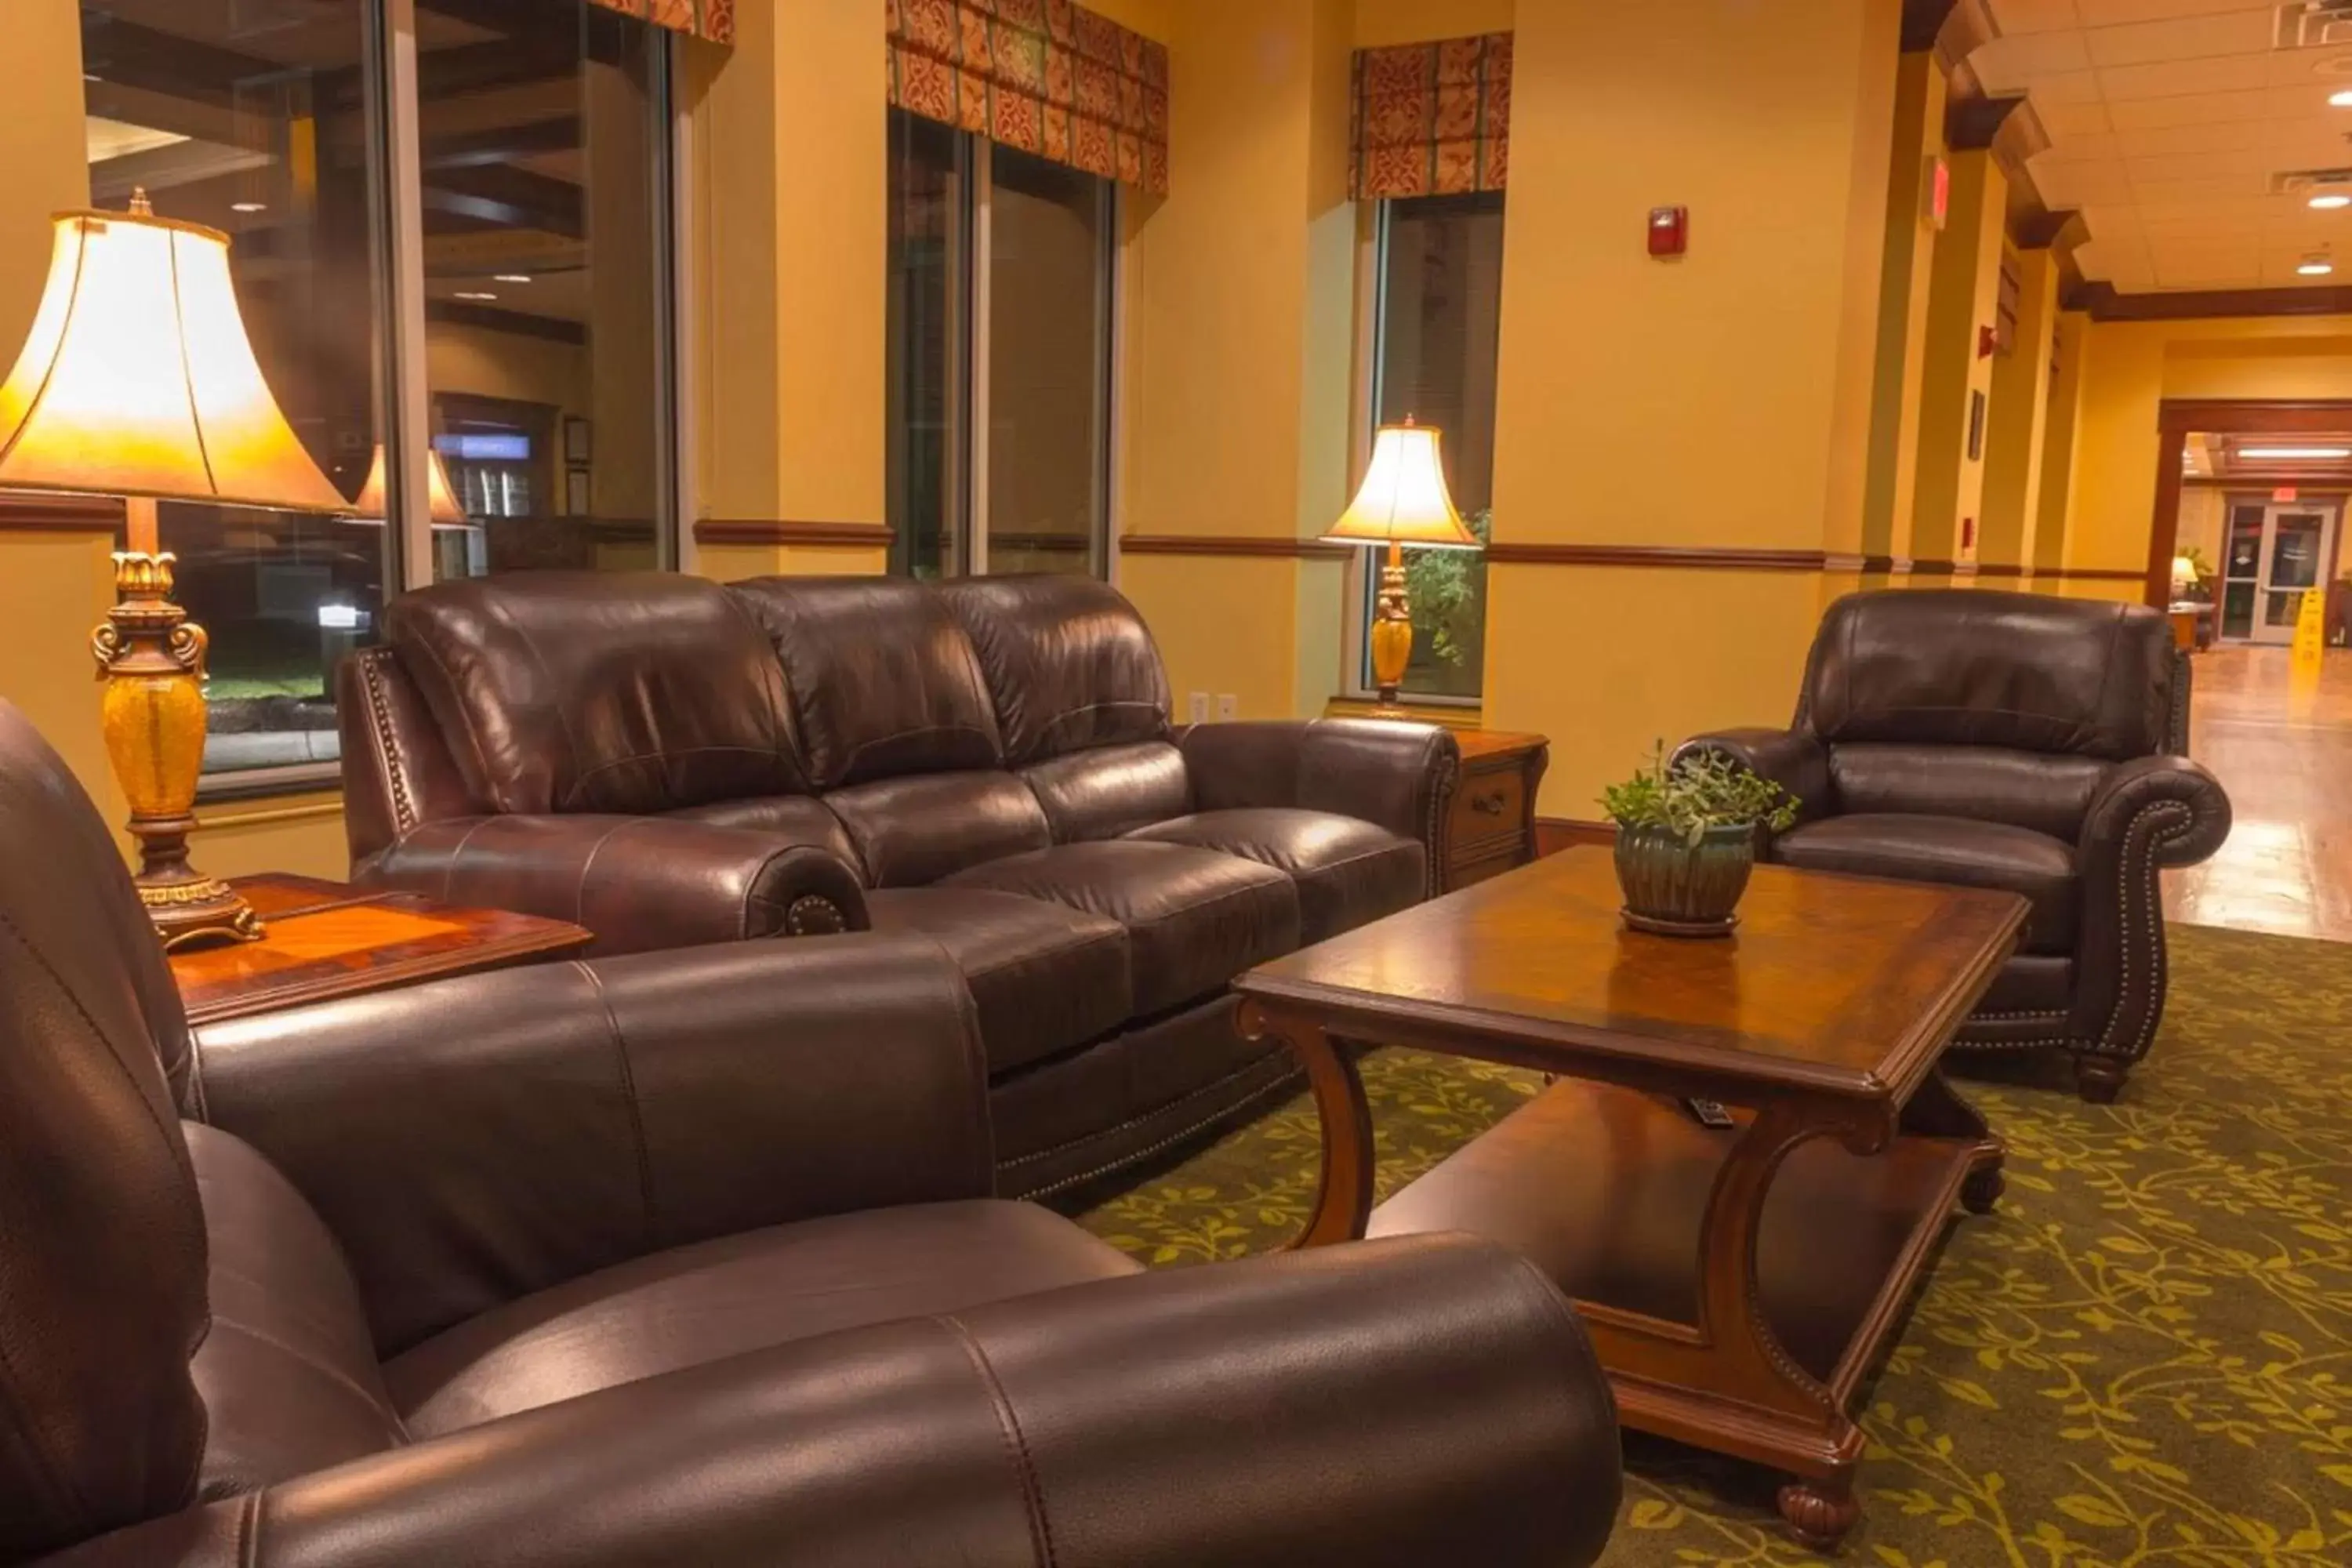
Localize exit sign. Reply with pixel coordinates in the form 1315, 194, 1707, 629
2275, 486, 2299, 503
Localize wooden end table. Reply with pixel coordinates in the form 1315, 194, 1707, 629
170, 873, 593, 1026
1234, 848, 2026, 1549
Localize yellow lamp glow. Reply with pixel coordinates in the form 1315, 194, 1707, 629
350, 443, 471, 528
0, 194, 350, 949
1322, 420, 1483, 710
2171, 554, 2199, 590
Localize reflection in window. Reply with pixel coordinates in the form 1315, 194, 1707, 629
81, 0, 389, 786
1368, 192, 1504, 701
885, 109, 1113, 579
419, 2, 671, 577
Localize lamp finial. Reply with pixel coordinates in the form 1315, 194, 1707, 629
128, 187, 153, 217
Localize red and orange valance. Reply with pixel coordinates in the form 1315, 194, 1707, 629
588, 0, 735, 45
887, 0, 1171, 195
1352, 33, 1512, 200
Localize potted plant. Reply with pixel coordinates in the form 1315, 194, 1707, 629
1600, 745, 1798, 937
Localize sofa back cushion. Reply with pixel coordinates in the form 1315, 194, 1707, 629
732, 577, 1004, 789
823, 773, 1053, 887
1021, 741, 1193, 842
1827, 742, 2111, 842
940, 576, 1171, 764
1800, 589, 2173, 761
383, 572, 805, 815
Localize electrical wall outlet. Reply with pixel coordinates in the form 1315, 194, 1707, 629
1188, 691, 1210, 724
1216, 694, 1240, 721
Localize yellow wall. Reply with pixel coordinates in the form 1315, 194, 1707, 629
1482, 0, 1898, 812
1911, 150, 2007, 564
1116, 0, 1355, 721
1354, 0, 1512, 47
1980, 243, 2060, 568
2068, 314, 2352, 579
1861, 50, 1948, 566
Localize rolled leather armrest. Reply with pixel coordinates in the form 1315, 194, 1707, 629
1673, 728, 1832, 826
186, 936, 994, 1356
2077, 754, 2231, 877
1181, 718, 1461, 866
41, 1236, 1621, 1568
354, 815, 869, 954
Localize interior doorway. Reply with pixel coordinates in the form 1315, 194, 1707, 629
2150, 402, 2352, 613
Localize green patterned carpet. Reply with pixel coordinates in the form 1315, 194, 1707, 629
1076, 924, 2352, 1566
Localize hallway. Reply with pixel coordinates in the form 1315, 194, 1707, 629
2165, 646, 2352, 944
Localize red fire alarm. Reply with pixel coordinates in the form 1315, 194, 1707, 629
1648, 205, 1688, 259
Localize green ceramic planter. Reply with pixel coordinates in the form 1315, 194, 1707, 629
1613, 822, 1757, 937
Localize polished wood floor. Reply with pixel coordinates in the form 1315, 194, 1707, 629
2164, 645, 2352, 943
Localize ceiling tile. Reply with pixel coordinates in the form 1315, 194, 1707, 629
2099, 53, 2273, 99
2125, 145, 2276, 180
2105, 86, 2275, 128
2035, 98, 2118, 135
1976, 31, 2096, 85
2113, 118, 2266, 156
2083, 10, 2278, 69
1991, 0, 2083, 34
2075, 0, 2274, 25
2033, 160, 2140, 202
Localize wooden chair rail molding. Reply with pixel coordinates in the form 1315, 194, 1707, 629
0, 494, 125, 532
1118, 534, 1353, 560
693, 519, 895, 547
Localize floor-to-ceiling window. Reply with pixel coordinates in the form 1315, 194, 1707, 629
1361, 191, 1503, 702
74, 0, 679, 794
885, 107, 1114, 580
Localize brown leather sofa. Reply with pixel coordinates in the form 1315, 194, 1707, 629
0, 699, 1622, 1568
1679, 590, 2230, 1103
339, 572, 1459, 1196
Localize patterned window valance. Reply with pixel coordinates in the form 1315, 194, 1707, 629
588, 0, 735, 45
1352, 33, 1511, 200
887, 0, 1171, 195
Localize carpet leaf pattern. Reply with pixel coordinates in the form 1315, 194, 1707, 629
1077, 925, 2352, 1566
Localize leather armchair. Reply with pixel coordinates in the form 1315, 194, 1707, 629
1679, 590, 2230, 1103
0, 700, 1622, 1568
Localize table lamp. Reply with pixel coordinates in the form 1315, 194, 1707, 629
2170, 554, 2199, 600
1322, 419, 1483, 711
0, 192, 350, 949
350, 441, 470, 526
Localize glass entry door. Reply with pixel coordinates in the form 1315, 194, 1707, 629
2220, 500, 2338, 644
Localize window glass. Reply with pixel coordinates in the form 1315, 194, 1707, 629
417, 2, 670, 577
985, 144, 1110, 577
886, 108, 965, 580
1369, 191, 1503, 700
80, 0, 390, 786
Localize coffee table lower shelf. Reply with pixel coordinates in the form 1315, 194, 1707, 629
1366, 1076, 1994, 1549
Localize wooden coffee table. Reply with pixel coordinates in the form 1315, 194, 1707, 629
1234, 848, 2027, 1549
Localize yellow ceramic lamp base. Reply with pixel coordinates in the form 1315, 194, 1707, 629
1367, 541, 1417, 713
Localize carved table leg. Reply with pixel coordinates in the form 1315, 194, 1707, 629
1901, 1068, 2005, 1216
1778, 1475, 1860, 1551
1238, 1003, 1375, 1248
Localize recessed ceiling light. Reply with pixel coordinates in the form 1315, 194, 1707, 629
2299, 256, 2336, 275
2335, 89, 2352, 106
492, 274, 532, 284
2314, 193, 2352, 209
2240, 446, 2352, 459
230, 201, 267, 214
453, 290, 499, 301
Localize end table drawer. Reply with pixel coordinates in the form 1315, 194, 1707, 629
1441, 731, 1548, 894
1450, 768, 1527, 855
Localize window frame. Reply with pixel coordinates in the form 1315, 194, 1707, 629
887, 111, 1120, 581
1342, 194, 1497, 710
137, 0, 688, 799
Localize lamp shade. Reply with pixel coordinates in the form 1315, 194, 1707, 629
1322, 422, 1482, 550
0, 198, 347, 514
2171, 554, 2198, 584
350, 443, 471, 527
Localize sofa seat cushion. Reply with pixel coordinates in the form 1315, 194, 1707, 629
1773, 813, 2077, 955
1126, 808, 1425, 944
942, 841, 1301, 1014
384, 1200, 1138, 1439
865, 887, 1132, 1074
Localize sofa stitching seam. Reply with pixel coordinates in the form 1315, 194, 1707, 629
579, 962, 659, 1250
1008, 1058, 1298, 1185
939, 1315, 1059, 1568
358, 651, 418, 834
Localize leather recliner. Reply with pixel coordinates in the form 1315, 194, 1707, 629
1679, 590, 2230, 1103
0, 699, 1623, 1568
337, 572, 1461, 1196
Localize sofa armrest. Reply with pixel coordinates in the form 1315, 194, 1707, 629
1673, 728, 1832, 826
2078, 754, 2231, 875
185, 936, 993, 1356
43, 1236, 1621, 1568
355, 815, 869, 954
1181, 719, 1461, 874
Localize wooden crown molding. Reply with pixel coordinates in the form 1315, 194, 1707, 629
2070, 281, 2352, 322
693, 519, 894, 547
2158, 397, 2352, 434
1118, 534, 1353, 560
0, 494, 124, 533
